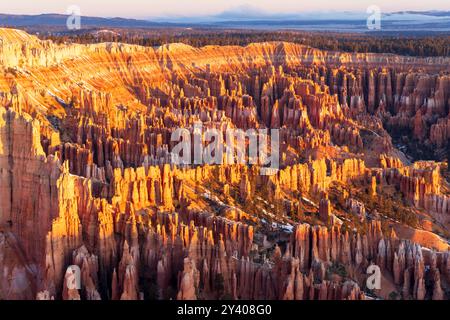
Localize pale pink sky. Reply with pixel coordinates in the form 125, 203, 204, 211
1, 0, 449, 18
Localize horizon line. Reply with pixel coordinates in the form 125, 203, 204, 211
1, 9, 450, 21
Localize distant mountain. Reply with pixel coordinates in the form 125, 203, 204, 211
206, 9, 450, 32
0, 13, 172, 28
0, 10, 449, 33
387, 11, 450, 17
212, 4, 299, 21
203, 9, 450, 22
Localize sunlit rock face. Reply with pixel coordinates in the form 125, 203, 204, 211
0, 28, 449, 300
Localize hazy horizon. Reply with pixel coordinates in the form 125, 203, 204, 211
0, 0, 449, 19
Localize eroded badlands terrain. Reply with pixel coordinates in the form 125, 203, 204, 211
0, 28, 449, 300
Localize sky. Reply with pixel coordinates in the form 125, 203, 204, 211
0, 0, 449, 19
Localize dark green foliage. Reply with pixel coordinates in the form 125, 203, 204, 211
389, 291, 399, 300
357, 191, 418, 228
39, 29, 450, 57
326, 262, 348, 279
214, 273, 225, 296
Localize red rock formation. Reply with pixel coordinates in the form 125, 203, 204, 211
319, 193, 332, 223
1, 28, 449, 301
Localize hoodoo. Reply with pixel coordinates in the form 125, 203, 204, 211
0, 27, 449, 301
